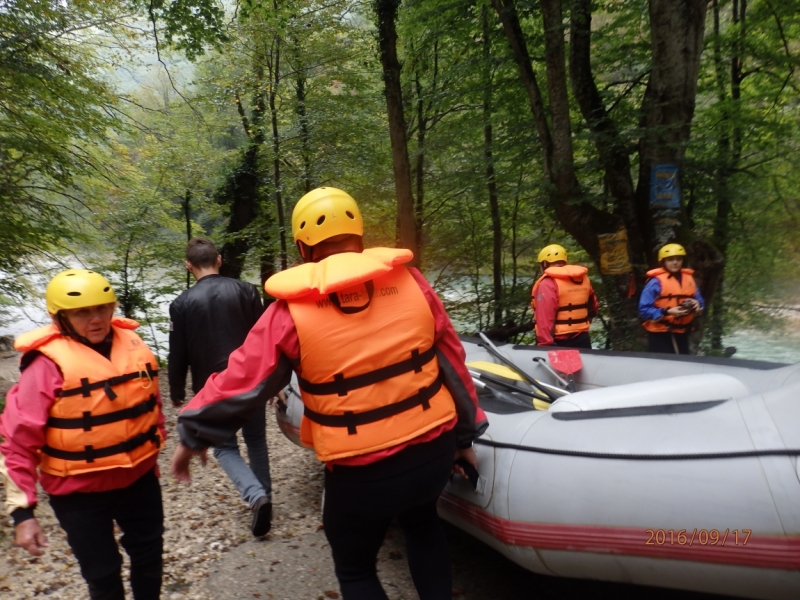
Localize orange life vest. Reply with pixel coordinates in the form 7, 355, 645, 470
531, 265, 593, 339
14, 318, 162, 477
265, 248, 457, 462
642, 268, 698, 333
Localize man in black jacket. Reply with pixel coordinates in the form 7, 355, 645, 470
168, 238, 272, 536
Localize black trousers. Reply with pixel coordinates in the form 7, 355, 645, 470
553, 331, 592, 349
647, 331, 690, 355
49, 468, 164, 600
322, 429, 456, 600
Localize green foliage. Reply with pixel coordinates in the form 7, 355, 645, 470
138, 0, 229, 60
3, 0, 798, 354
0, 0, 122, 288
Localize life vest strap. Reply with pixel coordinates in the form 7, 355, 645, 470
303, 374, 443, 435
657, 293, 694, 301
59, 363, 158, 399
554, 316, 591, 325
555, 303, 590, 312
298, 347, 435, 397
46, 395, 158, 431
41, 425, 161, 463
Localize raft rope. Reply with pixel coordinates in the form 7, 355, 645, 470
473, 438, 800, 460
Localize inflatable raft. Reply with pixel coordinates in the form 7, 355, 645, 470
276, 337, 800, 599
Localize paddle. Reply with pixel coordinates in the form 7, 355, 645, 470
468, 369, 552, 405
478, 332, 558, 402
470, 376, 549, 411
467, 362, 568, 398
531, 357, 570, 389
547, 349, 583, 392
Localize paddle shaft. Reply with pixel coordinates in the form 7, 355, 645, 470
470, 370, 552, 403
478, 333, 558, 401
471, 377, 537, 409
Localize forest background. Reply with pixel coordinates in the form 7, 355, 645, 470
1, 0, 799, 360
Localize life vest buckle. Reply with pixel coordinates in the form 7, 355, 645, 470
139, 362, 154, 389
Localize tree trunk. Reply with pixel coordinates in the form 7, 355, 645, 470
182, 189, 192, 289
414, 69, 426, 266
374, 0, 418, 262
635, 0, 709, 253
709, 0, 744, 350
218, 67, 268, 280
293, 36, 313, 194
268, 26, 288, 271
482, 6, 503, 327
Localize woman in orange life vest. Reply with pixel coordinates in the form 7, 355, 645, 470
171, 187, 487, 600
531, 244, 599, 348
639, 243, 705, 355
0, 269, 166, 599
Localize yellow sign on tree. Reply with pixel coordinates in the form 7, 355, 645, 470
598, 228, 632, 275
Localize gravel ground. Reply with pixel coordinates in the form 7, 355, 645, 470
0, 354, 732, 600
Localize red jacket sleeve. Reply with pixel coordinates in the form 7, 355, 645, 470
0, 354, 60, 517
177, 300, 298, 450
533, 276, 559, 346
408, 268, 488, 447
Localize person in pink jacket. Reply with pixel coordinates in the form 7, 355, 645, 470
0, 269, 166, 600
171, 188, 487, 600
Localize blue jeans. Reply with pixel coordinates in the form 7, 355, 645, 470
212, 402, 272, 507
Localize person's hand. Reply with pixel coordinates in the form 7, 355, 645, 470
15, 518, 48, 556
267, 390, 287, 407
666, 306, 689, 317
452, 446, 478, 478
170, 443, 208, 483
685, 299, 701, 314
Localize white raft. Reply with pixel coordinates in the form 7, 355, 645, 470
276, 339, 800, 599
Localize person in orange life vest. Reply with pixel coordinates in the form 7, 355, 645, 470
531, 244, 599, 349
0, 269, 166, 600
171, 187, 488, 600
639, 243, 704, 355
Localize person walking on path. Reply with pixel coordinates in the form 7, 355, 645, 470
0, 269, 166, 599
639, 243, 704, 355
168, 237, 272, 536
170, 187, 488, 600
531, 244, 598, 348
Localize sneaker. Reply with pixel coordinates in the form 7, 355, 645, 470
251, 496, 272, 537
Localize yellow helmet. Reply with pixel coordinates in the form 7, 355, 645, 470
45, 269, 117, 314
537, 244, 568, 264
291, 187, 363, 246
658, 243, 686, 262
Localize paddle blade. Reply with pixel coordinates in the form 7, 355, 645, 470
547, 350, 583, 375
466, 361, 525, 381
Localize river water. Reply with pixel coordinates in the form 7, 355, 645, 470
2, 293, 799, 364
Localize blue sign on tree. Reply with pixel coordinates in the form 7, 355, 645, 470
650, 164, 681, 246
650, 164, 681, 208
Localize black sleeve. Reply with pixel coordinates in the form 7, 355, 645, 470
168, 300, 189, 402
251, 284, 266, 323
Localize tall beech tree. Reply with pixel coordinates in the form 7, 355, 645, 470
375, 0, 419, 262
491, 0, 714, 348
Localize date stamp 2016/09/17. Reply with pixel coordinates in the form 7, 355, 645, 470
645, 529, 751, 546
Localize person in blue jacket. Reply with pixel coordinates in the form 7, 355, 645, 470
639, 243, 704, 354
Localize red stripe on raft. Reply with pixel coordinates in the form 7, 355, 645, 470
277, 418, 300, 440
438, 492, 800, 570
